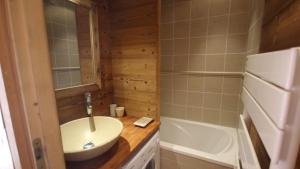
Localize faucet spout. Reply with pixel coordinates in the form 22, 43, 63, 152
85, 92, 96, 132
89, 116, 96, 132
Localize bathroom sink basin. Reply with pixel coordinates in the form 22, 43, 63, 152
60, 116, 123, 161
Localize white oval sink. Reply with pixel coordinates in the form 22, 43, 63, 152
60, 116, 123, 161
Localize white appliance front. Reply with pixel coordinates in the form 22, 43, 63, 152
122, 131, 160, 169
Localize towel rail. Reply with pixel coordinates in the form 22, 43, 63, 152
52, 67, 80, 71
160, 71, 244, 77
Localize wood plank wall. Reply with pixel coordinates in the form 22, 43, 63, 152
56, 0, 113, 124
248, 121, 270, 169
109, 0, 160, 119
253, 0, 300, 168
260, 0, 300, 52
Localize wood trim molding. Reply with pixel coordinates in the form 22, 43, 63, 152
56, 0, 113, 125
156, 0, 161, 121
3, 0, 66, 168
55, 83, 99, 99
0, 1, 35, 168
53, 2, 101, 97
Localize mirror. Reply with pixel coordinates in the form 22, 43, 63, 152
44, 0, 98, 90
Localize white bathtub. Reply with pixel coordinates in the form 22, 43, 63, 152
160, 116, 238, 168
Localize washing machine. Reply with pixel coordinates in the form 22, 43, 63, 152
122, 131, 160, 169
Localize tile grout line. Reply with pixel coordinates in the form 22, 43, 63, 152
161, 11, 250, 24
161, 32, 248, 40
219, 0, 233, 125
185, 0, 193, 120
202, 0, 212, 122
171, 0, 175, 117
160, 0, 249, 126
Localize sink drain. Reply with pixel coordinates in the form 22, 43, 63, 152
83, 141, 95, 149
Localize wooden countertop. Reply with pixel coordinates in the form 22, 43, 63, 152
66, 116, 160, 169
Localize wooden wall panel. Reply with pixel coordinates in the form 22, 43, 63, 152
261, 0, 300, 52
248, 121, 270, 169
56, 0, 113, 124
111, 26, 157, 46
109, 0, 160, 119
263, 0, 294, 24
109, 0, 155, 12
297, 150, 300, 169
257, 1, 300, 168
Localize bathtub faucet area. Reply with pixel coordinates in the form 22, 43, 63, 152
159, 116, 237, 169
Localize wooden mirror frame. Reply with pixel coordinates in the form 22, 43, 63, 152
54, 0, 101, 98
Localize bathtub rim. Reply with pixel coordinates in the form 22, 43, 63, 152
160, 116, 236, 131
160, 141, 234, 168
159, 116, 238, 168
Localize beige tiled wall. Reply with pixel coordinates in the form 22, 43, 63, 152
45, 0, 81, 89
160, 0, 251, 127
160, 148, 232, 169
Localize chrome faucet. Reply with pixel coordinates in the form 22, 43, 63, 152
85, 92, 96, 132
